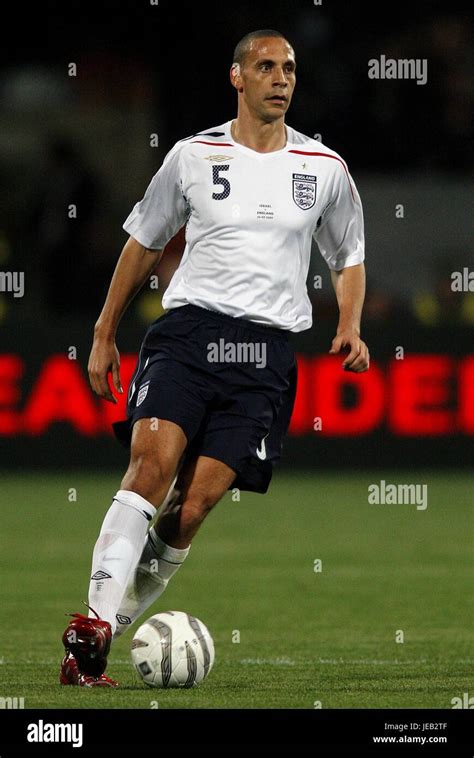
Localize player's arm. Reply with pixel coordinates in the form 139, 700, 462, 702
88, 236, 162, 403
329, 262, 369, 372
90, 140, 187, 402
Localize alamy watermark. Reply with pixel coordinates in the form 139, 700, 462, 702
368, 55, 428, 85
451, 268, 474, 292
451, 692, 474, 708
0, 271, 24, 298
368, 480, 428, 510
207, 339, 267, 369
0, 696, 25, 708
27, 720, 83, 748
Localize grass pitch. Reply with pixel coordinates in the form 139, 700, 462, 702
0, 470, 471, 709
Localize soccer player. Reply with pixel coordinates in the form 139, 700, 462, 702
60, 29, 369, 687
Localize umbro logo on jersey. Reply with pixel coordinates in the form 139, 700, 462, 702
204, 155, 234, 162
292, 173, 317, 210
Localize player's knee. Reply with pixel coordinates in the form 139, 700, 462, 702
122, 453, 169, 502
181, 495, 215, 527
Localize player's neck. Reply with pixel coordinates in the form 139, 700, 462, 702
230, 116, 287, 154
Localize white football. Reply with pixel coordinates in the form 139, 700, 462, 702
131, 611, 215, 688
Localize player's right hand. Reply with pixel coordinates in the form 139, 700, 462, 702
88, 337, 123, 404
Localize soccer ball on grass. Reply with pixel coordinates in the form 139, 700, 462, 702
131, 611, 215, 688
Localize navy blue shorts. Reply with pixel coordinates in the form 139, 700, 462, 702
113, 304, 297, 493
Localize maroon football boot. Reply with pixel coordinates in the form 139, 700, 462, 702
59, 604, 119, 687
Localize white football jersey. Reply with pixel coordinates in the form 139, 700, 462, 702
123, 119, 364, 332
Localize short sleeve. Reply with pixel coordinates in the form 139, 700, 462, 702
123, 143, 189, 250
313, 161, 365, 271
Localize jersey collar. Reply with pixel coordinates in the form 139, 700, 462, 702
225, 120, 290, 158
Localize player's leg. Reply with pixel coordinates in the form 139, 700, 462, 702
114, 455, 236, 637
87, 418, 187, 627
60, 418, 187, 686
119, 417, 188, 504
156, 454, 236, 547
114, 471, 185, 638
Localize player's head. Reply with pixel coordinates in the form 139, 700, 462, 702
230, 30, 296, 122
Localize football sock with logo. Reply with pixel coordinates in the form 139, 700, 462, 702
88, 490, 156, 635
114, 489, 190, 638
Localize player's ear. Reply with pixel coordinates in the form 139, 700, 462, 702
231, 63, 243, 93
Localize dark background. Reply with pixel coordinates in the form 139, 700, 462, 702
0, 0, 473, 468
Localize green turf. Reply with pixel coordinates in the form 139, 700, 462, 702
0, 470, 471, 708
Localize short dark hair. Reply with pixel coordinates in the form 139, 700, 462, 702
232, 29, 291, 68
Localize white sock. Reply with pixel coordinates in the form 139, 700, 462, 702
114, 494, 190, 638
88, 490, 155, 634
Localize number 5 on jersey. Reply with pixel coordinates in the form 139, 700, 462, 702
212, 165, 231, 200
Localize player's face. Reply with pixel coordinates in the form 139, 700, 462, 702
239, 38, 296, 121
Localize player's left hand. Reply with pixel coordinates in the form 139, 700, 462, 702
329, 331, 370, 372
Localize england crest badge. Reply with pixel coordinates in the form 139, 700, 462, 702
292, 173, 317, 210
136, 381, 150, 407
